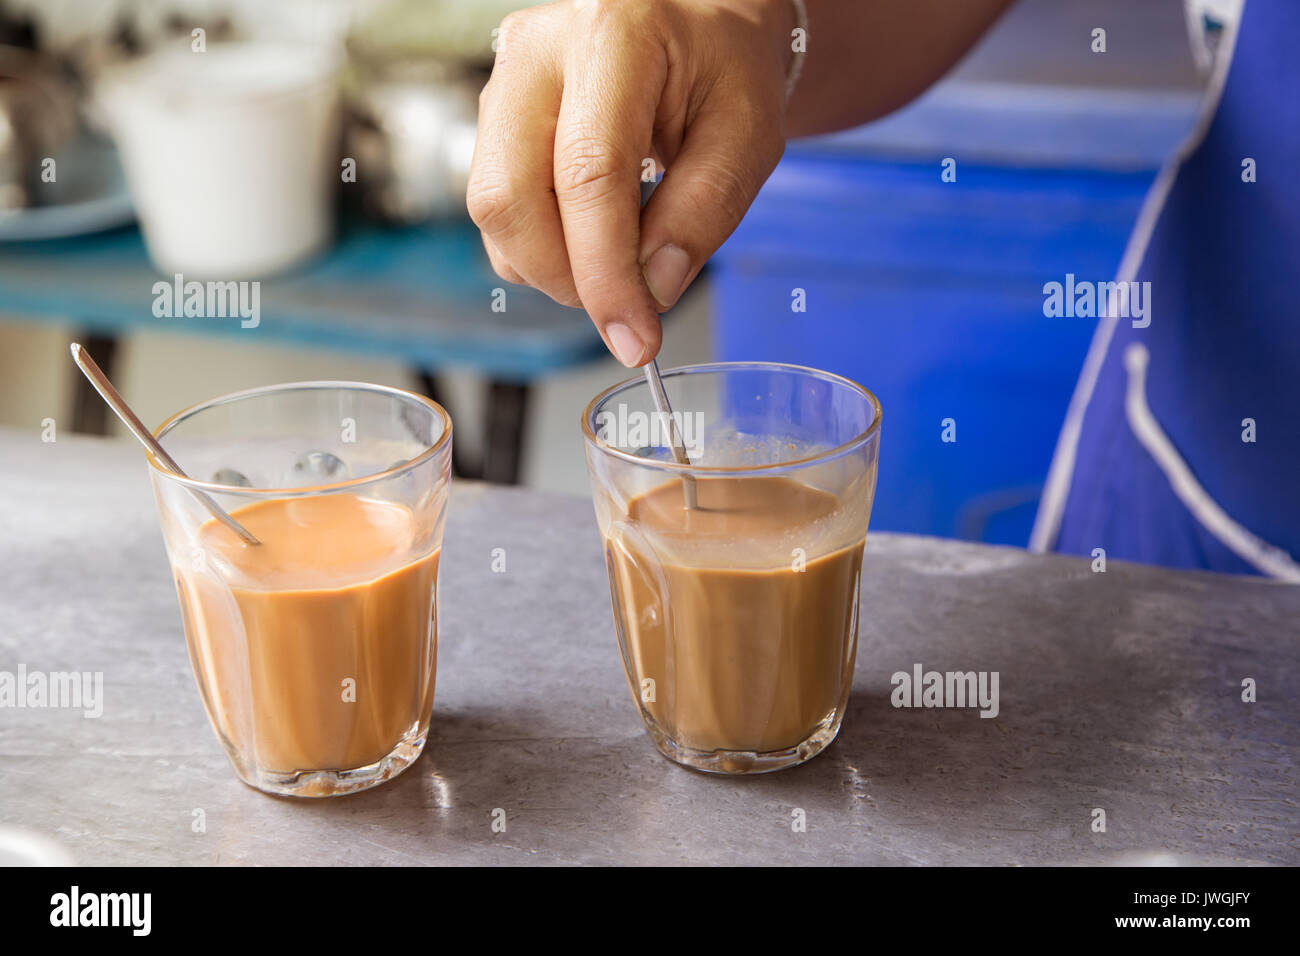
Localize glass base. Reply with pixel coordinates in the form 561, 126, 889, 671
230, 725, 428, 798
643, 711, 842, 775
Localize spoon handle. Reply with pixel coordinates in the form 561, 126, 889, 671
642, 359, 697, 510
70, 343, 261, 546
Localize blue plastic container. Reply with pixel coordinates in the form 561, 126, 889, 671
710, 88, 1196, 544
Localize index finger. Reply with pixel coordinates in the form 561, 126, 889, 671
552, 11, 666, 367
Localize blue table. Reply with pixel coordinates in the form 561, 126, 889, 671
0, 218, 607, 482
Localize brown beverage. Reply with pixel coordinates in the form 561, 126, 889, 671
173, 494, 439, 775
605, 475, 864, 756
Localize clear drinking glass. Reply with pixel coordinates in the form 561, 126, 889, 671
582, 363, 881, 774
147, 382, 452, 797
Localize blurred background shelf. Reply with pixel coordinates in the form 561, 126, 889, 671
0, 219, 611, 483
0, 219, 608, 378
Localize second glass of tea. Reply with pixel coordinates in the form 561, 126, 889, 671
583, 362, 881, 774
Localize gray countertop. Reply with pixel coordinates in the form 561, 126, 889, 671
0, 429, 1295, 866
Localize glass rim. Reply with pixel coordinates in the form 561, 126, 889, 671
147, 380, 452, 496
580, 361, 882, 475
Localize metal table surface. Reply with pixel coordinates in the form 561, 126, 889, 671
0, 430, 1295, 866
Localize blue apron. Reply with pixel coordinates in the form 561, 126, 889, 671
1043, 0, 1300, 578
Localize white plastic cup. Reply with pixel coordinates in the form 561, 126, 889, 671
97, 42, 342, 279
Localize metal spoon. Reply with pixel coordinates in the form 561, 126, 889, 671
637, 162, 696, 509
69, 343, 261, 545
642, 359, 697, 510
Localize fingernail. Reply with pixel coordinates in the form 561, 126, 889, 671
605, 323, 647, 367
642, 244, 692, 309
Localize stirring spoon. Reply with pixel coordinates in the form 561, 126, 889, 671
69, 343, 261, 545
638, 163, 697, 510
642, 359, 697, 510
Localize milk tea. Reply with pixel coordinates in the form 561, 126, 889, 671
173, 494, 438, 775
604, 476, 864, 756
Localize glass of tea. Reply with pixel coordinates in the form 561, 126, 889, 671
582, 362, 881, 774
147, 382, 451, 797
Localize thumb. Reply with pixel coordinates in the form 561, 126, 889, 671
638, 96, 785, 312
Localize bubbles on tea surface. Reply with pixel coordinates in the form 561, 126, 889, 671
294, 451, 348, 481
682, 428, 828, 468
211, 468, 251, 487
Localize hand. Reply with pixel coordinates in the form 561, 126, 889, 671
467, 0, 794, 367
